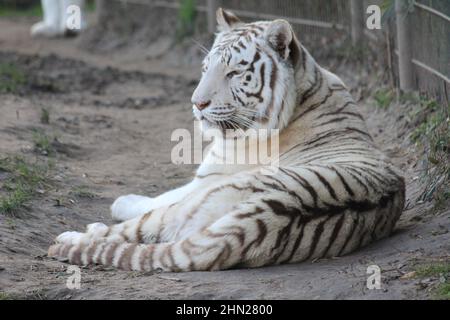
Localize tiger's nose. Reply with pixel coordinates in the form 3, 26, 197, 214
194, 100, 211, 111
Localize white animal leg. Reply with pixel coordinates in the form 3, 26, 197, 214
111, 179, 203, 221
31, 0, 63, 37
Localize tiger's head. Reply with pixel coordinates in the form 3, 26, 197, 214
192, 8, 303, 137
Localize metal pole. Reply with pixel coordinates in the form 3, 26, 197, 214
207, 0, 219, 34
395, 0, 415, 91
350, 0, 364, 46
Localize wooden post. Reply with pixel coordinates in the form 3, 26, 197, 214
350, 0, 364, 46
395, 0, 415, 91
96, 0, 105, 22
207, 0, 219, 34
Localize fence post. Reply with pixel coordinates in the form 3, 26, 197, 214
350, 0, 364, 46
207, 0, 219, 34
395, 0, 415, 91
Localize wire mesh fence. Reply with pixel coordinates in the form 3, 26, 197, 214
408, 0, 450, 103
108, 0, 449, 104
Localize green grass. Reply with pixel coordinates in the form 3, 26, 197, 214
0, 184, 31, 215
86, 0, 96, 12
0, 156, 51, 216
70, 185, 96, 199
373, 88, 395, 109
436, 283, 450, 300
410, 98, 450, 209
0, 63, 26, 94
415, 262, 450, 300
0, 292, 14, 300
40, 108, 50, 125
0, 4, 42, 17
176, 0, 196, 42
32, 130, 54, 156
416, 263, 450, 277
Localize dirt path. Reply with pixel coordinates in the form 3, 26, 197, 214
0, 18, 448, 300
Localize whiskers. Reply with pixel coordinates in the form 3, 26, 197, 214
221, 108, 267, 134
191, 39, 210, 55
204, 106, 270, 135
230, 107, 268, 130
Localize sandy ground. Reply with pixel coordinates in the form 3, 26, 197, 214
0, 17, 449, 300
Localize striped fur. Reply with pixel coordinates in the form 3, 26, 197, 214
48, 9, 405, 272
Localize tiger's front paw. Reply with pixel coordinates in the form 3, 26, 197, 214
111, 194, 154, 221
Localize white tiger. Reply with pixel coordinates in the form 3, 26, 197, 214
48, 9, 405, 272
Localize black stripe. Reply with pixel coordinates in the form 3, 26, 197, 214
331, 166, 355, 197
321, 213, 346, 257
293, 86, 336, 122
313, 116, 349, 127
241, 219, 267, 257
342, 167, 370, 195
306, 168, 339, 201
281, 168, 318, 206
342, 166, 380, 193
280, 216, 310, 263
301, 46, 307, 72
356, 214, 368, 249
245, 63, 265, 102
338, 213, 359, 256
304, 215, 331, 260
299, 65, 323, 105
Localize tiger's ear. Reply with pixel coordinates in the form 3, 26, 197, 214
216, 8, 241, 32
265, 19, 301, 67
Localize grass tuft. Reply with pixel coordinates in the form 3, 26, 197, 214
70, 185, 96, 199
436, 283, 450, 300
0, 292, 14, 300
176, 0, 196, 42
0, 156, 51, 216
416, 263, 450, 277
0, 63, 26, 94
415, 262, 450, 300
40, 108, 50, 125
373, 88, 395, 109
410, 98, 450, 210
32, 130, 55, 156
